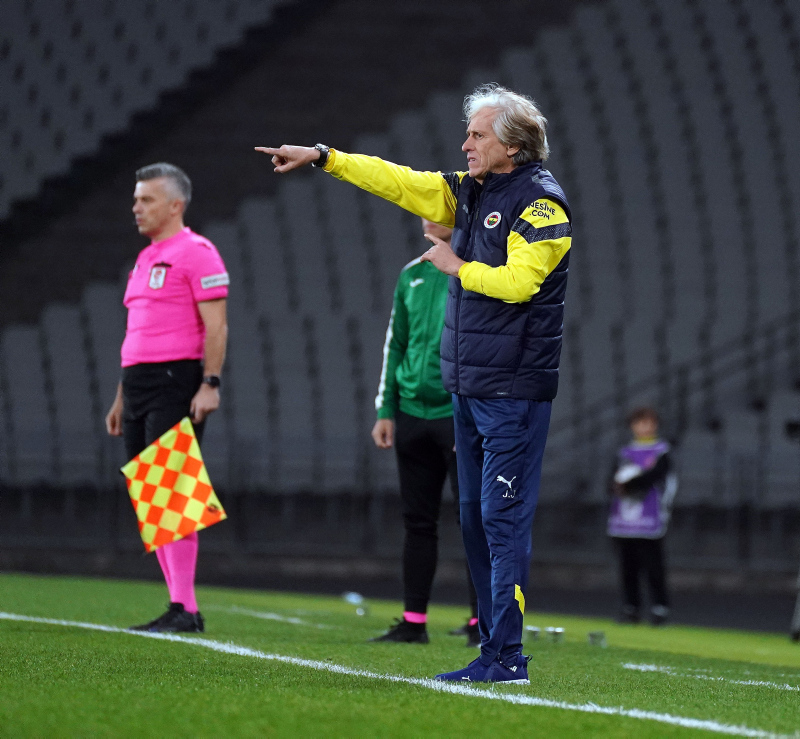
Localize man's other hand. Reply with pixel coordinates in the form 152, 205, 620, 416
105, 383, 124, 436
254, 145, 320, 173
421, 233, 466, 277
371, 419, 395, 449
105, 400, 123, 436
190, 383, 220, 424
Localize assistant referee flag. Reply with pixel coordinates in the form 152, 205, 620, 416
120, 417, 226, 553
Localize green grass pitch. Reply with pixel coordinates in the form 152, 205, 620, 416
1, 573, 799, 737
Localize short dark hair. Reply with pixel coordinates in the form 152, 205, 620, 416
627, 406, 660, 426
135, 162, 192, 206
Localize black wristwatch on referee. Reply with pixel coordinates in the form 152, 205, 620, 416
311, 143, 330, 168
202, 375, 221, 389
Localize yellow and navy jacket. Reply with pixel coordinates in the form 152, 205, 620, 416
325, 151, 572, 400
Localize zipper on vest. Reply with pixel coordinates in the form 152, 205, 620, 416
454, 187, 484, 394
454, 275, 463, 395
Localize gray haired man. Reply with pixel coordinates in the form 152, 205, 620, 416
257, 84, 573, 683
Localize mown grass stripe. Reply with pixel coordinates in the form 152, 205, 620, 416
0, 612, 785, 738
622, 662, 800, 693
204, 604, 334, 629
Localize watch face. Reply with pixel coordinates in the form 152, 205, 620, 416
313, 144, 329, 167
203, 376, 221, 388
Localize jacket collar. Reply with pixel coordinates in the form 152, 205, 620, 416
474, 160, 544, 193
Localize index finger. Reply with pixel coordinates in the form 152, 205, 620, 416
254, 147, 280, 155
424, 233, 439, 244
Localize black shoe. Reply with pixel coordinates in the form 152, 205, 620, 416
616, 606, 641, 624
650, 605, 669, 627
369, 618, 429, 644
465, 622, 481, 648
449, 618, 478, 637
791, 630, 800, 643
129, 602, 204, 633
449, 623, 468, 636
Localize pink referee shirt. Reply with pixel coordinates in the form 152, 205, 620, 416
121, 227, 229, 367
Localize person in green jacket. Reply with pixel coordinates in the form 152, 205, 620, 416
370, 218, 479, 646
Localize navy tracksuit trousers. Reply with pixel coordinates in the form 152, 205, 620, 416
453, 395, 551, 666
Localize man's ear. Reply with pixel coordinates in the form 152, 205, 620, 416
507, 146, 520, 159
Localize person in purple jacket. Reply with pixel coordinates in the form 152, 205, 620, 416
608, 407, 678, 626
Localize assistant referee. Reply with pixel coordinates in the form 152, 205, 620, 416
105, 162, 229, 633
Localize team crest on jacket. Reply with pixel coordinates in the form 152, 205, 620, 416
484, 212, 501, 228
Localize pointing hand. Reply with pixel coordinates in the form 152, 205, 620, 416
254, 145, 321, 173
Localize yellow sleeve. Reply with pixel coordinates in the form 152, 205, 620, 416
458, 199, 572, 303
324, 149, 464, 227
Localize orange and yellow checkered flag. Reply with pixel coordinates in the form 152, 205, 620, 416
121, 417, 226, 553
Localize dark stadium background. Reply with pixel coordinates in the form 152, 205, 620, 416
1, 0, 798, 632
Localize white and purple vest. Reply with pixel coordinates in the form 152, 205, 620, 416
607, 439, 677, 539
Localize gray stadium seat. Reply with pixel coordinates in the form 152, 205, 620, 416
426, 91, 470, 173
314, 313, 360, 492
239, 198, 295, 316
277, 177, 337, 316
764, 392, 800, 508
722, 410, 763, 507
316, 175, 376, 315
361, 312, 400, 490
391, 110, 438, 173
270, 311, 316, 492
675, 429, 722, 505
1, 325, 55, 484
82, 281, 127, 482
0, 373, 9, 481
41, 303, 99, 485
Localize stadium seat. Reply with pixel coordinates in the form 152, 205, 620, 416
0, 326, 55, 484
0, 371, 9, 481
41, 303, 99, 485
81, 282, 127, 483
239, 198, 295, 317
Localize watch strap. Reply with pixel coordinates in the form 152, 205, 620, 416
312, 143, 330, 168
202, 375, 221, 389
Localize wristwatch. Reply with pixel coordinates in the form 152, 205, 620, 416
312, 143, 330, 168
202, 375, 221, 389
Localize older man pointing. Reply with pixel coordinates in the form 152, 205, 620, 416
257, 84, 572, 684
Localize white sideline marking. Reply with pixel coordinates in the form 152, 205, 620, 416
623, 663, 800, 693
0, 612, 786, 738
204, 605, 333, 629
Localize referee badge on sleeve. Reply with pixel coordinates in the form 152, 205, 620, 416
200, 272, 230, 289
149, 263, 170, 289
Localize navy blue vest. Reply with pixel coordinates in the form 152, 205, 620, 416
440, 162, 571, 400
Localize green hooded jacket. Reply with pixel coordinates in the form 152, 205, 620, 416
375, 258, 452, 420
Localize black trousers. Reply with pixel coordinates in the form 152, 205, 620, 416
612, 536, 669, 611
122, 360, 205, 460
395, 410, 478, 616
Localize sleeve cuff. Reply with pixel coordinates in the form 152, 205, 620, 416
323, 148, 338, 173
458, 261, 487, 291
